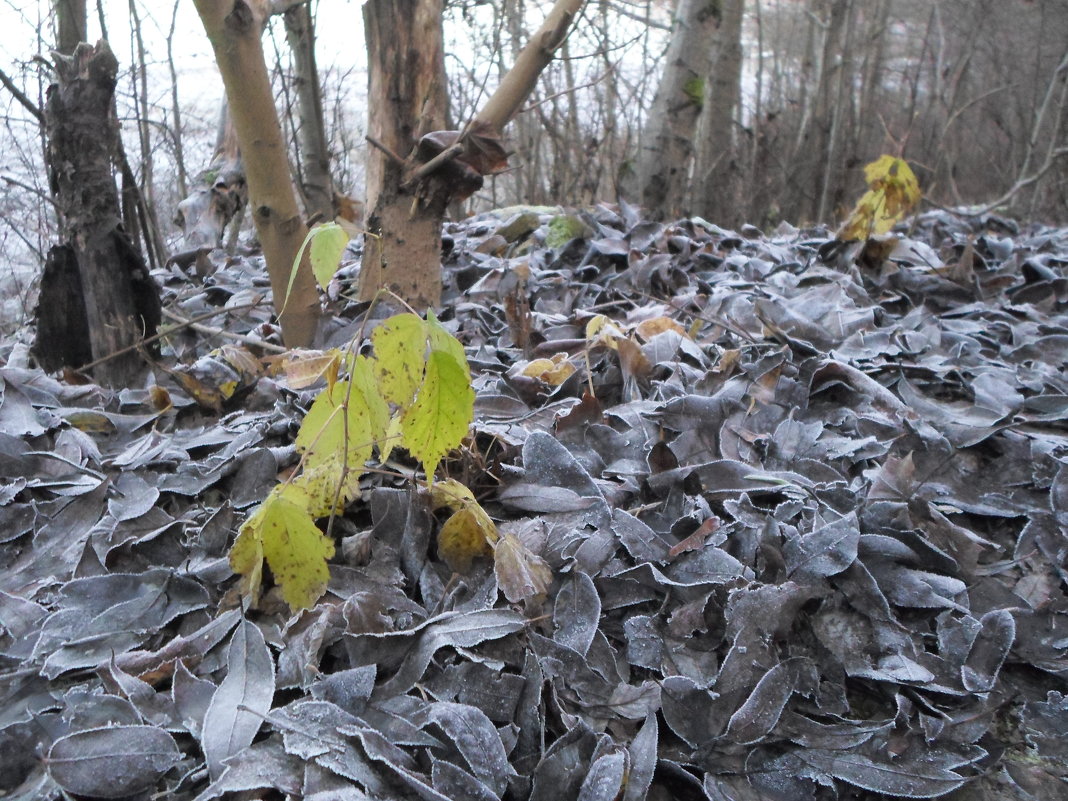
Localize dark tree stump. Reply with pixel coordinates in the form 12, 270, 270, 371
33, 40, 161, 386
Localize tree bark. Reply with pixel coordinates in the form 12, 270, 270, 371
283, 2, 335, 223
636, 0, 723, 220
193, 0, 320, 348
359, 0, 450, 310
55, 0, 87, 55
35, 41, 161, 385
691, 0, 744, 223
359, 0, 585, 311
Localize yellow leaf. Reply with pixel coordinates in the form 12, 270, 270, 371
380, 412, 403, 465
296, 379, 375, 471
401, 349, 474, 483
229, 512, 264, 605
371, 313, 427, 406
430, 477, 477, 512
494, 532, 552, 603
438, 505, 497, 572
518, 353, 575, 386
585, 314, 626, 350
839, 155, 920, 241
308, 222, 351, 290
230, 485, 335, 609
261, 496, 334, 610
294, 454, 359, 517
635, 316, 688, 340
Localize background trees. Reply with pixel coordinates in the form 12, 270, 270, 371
1, 0, 1066, 335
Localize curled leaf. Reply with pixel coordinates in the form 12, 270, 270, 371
495, 532, 552, 603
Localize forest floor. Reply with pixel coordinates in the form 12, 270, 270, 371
1, 205, 1067, 801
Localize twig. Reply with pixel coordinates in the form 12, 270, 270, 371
365, 135, 407, 167
75, 300, 267, 373
404, 142, 465, 187
0, 65, 43, 124
519, 70, 612, 114
1, 174, 59, 210
161, 307, 288, 353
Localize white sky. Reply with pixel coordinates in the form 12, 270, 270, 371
0, 1, 368, 126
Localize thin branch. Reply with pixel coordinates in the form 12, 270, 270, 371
403, 142, 464, 187
74, 300, 269, 373
970, 146, 1068, 215
518, 70, 611, 114
161, 307, 289, 353
0, 65, 43, 124
1, 174, 59, 209
365, 135, 407, 167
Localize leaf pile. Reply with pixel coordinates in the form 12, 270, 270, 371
1, 205, 1067, 800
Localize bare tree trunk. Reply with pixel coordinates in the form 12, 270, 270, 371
814, 0, 856, 223
283, 1, 335, 222
360, 0, 450, 310
691, 0, 744, 224
793, 0, 851, 223
166, 0, 188, 198
636, 0, 723, 220
359, 0, 584, 309
193, 0, 320, 348
55, 0, 86, 55
35, 42, 161, 385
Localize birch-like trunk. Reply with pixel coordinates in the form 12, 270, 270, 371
193, 0, 320, 347
636, 0, 723, 220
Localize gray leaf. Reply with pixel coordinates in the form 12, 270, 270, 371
622, 713, 658, 801
962, 608, 1015, 692
426, 702, 514, 796
202, 619, 275, 779
784, 512, 860, 581
553, 571, 600, 656
47, 725, 180, 798
798, 748, 966, 798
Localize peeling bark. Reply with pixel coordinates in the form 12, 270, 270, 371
359, 0, 585, 311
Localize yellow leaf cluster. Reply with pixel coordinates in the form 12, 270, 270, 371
230, 312, 476, 610
516, 352, 576, 386
430, 479, 552, 602
839, 155, 921, 241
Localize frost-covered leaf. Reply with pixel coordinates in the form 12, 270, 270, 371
47, 725, 180, 798
202, 620, 276, 779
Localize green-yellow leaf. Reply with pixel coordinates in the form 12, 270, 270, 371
426, 310, 469, 381
350, 354, 390, 447
309, 223, 351, 290
230, 485, 335, 609
296, 379, 376, 471
371, 313, 427, 406
401, 349, 474, 482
